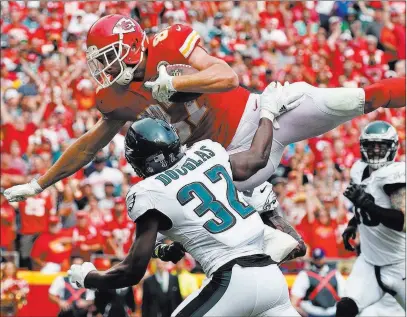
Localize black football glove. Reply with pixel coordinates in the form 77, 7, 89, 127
153, 242, 185, 264
342, 225, 357, 251
344, 183, 375, 208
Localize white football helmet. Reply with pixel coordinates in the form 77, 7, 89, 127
360, 120, 398, 169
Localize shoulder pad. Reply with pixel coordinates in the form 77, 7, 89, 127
350, 160, 368, 183
190, 139, 226, 152
159, 24, 201, 59
125, 183, 155, 223
376, 162, 406, 185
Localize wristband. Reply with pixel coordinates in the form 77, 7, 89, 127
259, 109, 275, 122
260, 109, 279, 129
30, 179, 43, 194
168, 76, 177, 92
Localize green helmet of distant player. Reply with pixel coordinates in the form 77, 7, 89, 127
360, 121, 398, 169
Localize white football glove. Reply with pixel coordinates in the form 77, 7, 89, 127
259, 81, 305, 129
4, 179, 43, 202
68, 262, 97, 289
144, 64, 177, 103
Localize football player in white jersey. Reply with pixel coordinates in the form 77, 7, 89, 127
335, 121, 406, 317
70, 117, 300, 316
153, 181, 306, 266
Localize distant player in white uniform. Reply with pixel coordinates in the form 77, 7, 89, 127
336, 121, 406, 317
69, 117, 300, 316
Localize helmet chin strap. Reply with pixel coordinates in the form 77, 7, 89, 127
116, 33, 147, 86
116, 64, 135, 86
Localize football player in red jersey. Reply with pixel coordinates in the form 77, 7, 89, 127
5, 14, 405, 196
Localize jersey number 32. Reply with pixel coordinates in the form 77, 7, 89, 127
177, 165, 256, 234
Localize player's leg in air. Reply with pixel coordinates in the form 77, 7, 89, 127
241, 182, 306, 263
359, 293, 405, 317
336, 255, 406, 317
336, 256, 384, 317
232, 77, 406, 191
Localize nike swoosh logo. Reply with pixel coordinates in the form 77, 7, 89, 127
176, 25, 181, 31
253, 99, 258, 111
260, 186, 267, 193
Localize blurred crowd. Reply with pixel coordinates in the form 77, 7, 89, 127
0, 0, 406, 314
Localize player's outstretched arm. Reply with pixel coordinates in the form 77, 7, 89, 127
38, 118, 125, 188
4, 118, 125, 202
83, 209, 162, 290
230, 118, 273, 181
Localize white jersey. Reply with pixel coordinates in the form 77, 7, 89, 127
126, 140, 265, 277
350, 160, 405, 266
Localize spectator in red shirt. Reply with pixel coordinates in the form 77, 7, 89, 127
101, 197, 136, 259
359, 35, 387, 82
0, 154, 26, 190
333, 139, 355, 169
308, 208, 340, 258
74, 79, 96, 112
0, 191, 15, 251
302, 187, 340, 258
72, 211, 103, 261
18, 189, 55, 269
2, 10, 30, 43
84, 195, 107, 228
380, 5, 406, 61
259, 2, 284, 28
30, 216, 73, 273
1, 95, 47, 154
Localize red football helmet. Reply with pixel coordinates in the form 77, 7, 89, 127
86, 14, 147, 88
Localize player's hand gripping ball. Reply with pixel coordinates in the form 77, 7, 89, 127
144, 63, 202, 103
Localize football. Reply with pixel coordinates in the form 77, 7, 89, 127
148, 63, 203, 103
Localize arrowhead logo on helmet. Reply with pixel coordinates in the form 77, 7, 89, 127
112, 17, 137, 34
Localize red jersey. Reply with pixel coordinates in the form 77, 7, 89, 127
30, 229, 73, 269
101, 216, 135, 255
298, 216, 339, 258
18, 192, 54, 235
0, 201, 15, 249
2, 122, 37, 154
96, 24, 249, 147
72, 225, 103, 261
